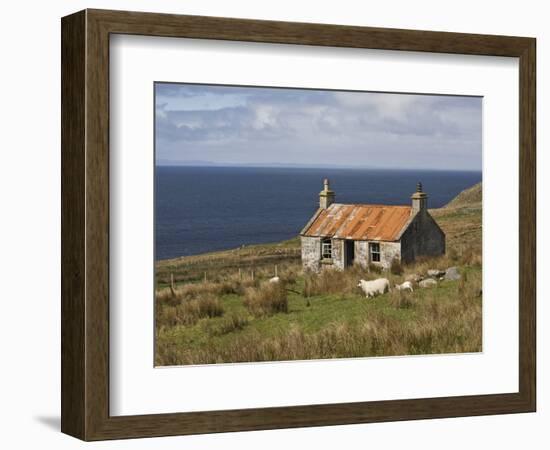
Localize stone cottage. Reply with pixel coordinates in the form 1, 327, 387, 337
300, 179, 445, 271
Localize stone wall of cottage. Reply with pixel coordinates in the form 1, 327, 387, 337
354, 241, 401, 269
300, 236, 321, 272
378, 241, 402, 269
331, 239, 345, 270
352, 240, 402, 269
302, 237, 404, 271
355, 241, 369, 268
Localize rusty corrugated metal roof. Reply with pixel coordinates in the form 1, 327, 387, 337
302, 203, 413, 241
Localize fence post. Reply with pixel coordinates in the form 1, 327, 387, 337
170, 273, 176, 296
275, 265, 278, 277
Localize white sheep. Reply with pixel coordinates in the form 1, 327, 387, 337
268, 276, 280, 283
395, 280, 414, 292
419, 278, 438, 288
357, 278, 390, 298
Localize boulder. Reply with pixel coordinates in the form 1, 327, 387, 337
445, 266, 461, 281
427, 269, 445, 278
419, 278, 437, 288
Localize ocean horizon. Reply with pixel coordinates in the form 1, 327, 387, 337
155, 166, 481, 261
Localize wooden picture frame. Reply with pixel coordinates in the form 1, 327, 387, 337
61, 9, 536, 441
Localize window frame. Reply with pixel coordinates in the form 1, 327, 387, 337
369, 242, 381, 263
321, 238, 332, 260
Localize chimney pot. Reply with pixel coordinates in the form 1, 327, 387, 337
319, 178, 335, 209
411, 181, 428, 212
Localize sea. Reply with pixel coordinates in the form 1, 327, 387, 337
155, 166, 481, 261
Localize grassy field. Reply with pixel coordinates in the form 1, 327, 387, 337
155, 183, 482, 366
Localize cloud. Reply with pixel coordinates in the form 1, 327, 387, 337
155, 83, 482, 171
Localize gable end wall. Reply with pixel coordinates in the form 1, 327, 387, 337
400, 211, 445, 263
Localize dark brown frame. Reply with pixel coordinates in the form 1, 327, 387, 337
61, 9, 536, 441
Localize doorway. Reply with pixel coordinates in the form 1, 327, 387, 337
345, 240, 355, 267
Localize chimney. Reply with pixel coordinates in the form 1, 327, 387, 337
411, 182, 428, 213
319, 178, 335, 209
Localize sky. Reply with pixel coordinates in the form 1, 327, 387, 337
155, 83, 482, 171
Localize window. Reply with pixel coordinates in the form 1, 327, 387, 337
370, 242, 381, 262
321, 238, 332, 259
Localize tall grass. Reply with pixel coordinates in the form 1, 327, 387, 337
155, 265, 298, 328
303, 266, 368, 297
201, 312, 249, 336
156, 292, 481, 365
390, 258, 404, 275
243, 282, 288, 317
156, 294, 224, 328
389, 289, 416, 309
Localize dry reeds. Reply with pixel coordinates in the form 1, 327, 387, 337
243, 282, 288, 317
156, 294, 224, 328
202, 312, 249, 336
368, 263, 383, 274
389, 289, 416, 309
390, 258, 403, 275
279, 267, 298, 285
303, 266, 367, 297
157, 276, 256, 303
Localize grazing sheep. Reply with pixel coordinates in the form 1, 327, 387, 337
395, 281, 414, 292
357, 278, 390, 298
419, 278, 438, 288
268, 276, 280, 284
427, 269, 445, 278
405, 273, 423, 283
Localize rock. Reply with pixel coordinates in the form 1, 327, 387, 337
427, 269, 445, 278
405, 273, 422, 283
419, 278, 437, 288
445, 266, 461, 281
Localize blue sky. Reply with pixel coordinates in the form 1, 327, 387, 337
155, 83, 482, 171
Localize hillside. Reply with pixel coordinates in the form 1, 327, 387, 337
430, 182, 482, 259
444, 182, 482, 209
156, 237, 301, 287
